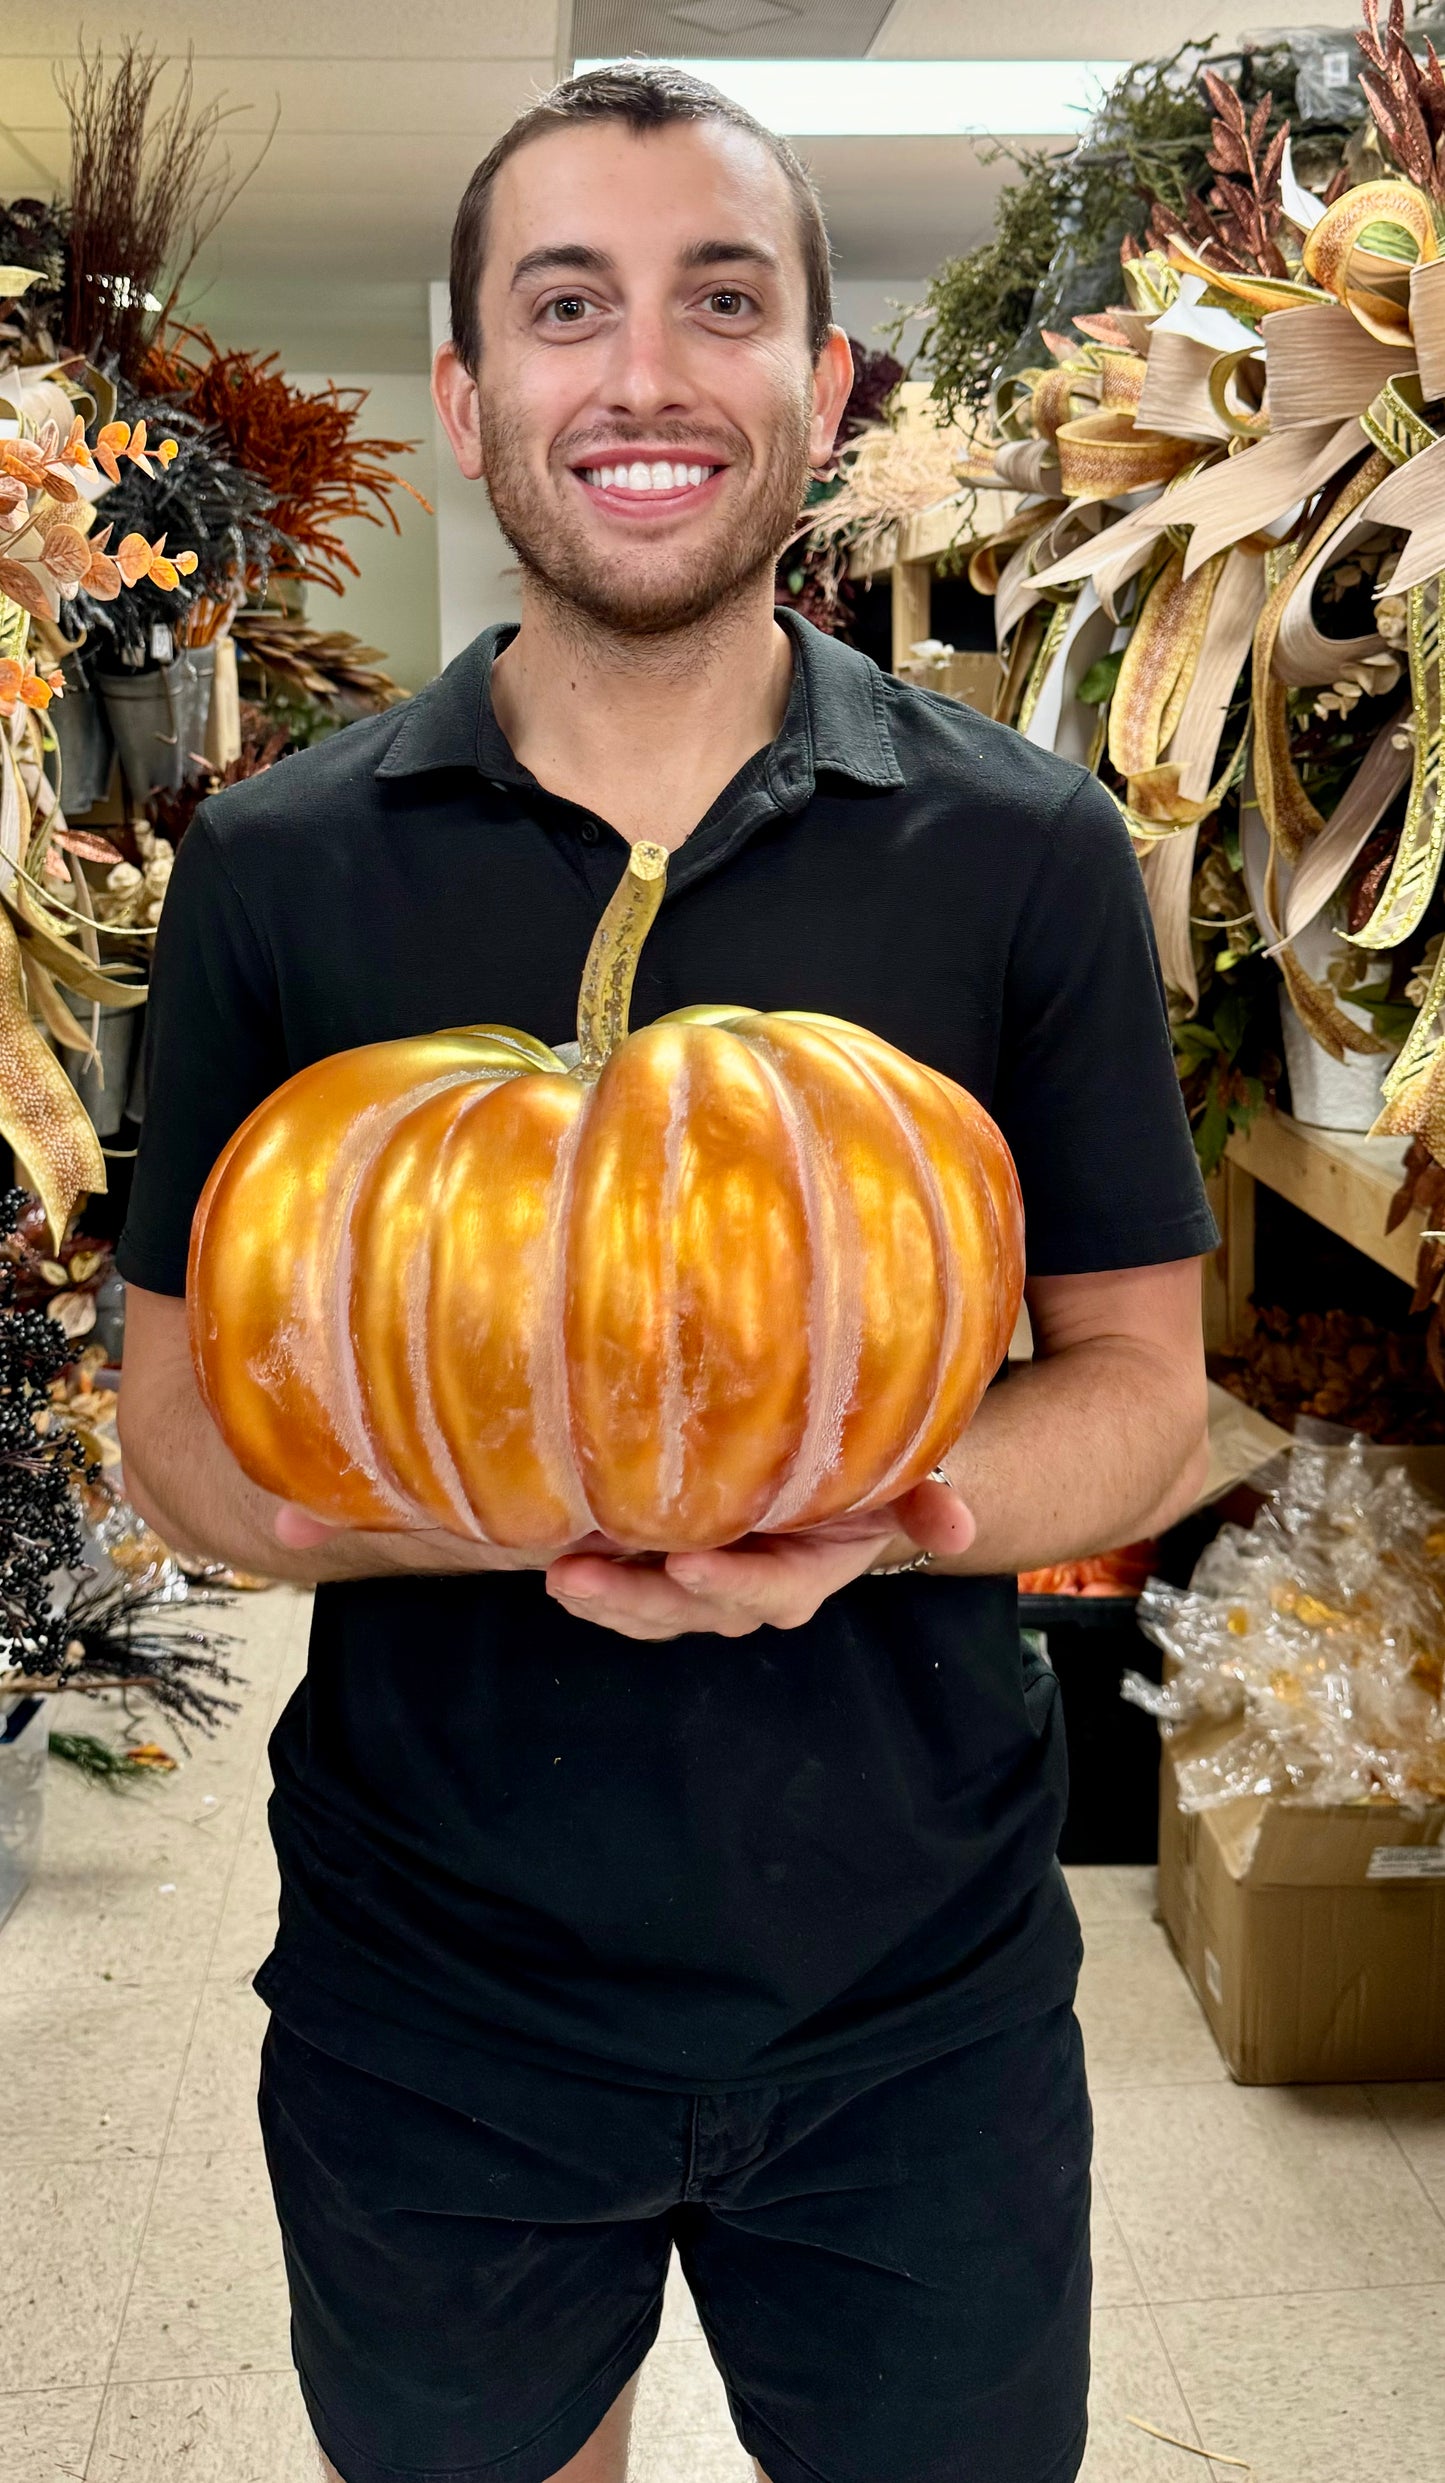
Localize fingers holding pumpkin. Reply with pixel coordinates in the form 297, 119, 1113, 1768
545, 1527, 893, 1639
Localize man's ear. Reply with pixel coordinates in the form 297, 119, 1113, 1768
432, 339, 487, 481
808, 327, 855, 472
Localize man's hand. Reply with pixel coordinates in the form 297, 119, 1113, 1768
543, 1475, 976, 1642
273, 1501, 623, 1577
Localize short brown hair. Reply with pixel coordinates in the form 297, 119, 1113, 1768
448, 61, 833, 375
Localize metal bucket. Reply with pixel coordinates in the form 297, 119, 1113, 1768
100, 647, 215, 799
58, 1001, 143, 1140
0, 1695, 49, 1933
49, 680, 115, 814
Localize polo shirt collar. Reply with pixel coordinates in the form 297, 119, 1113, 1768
374, 609, 902, 796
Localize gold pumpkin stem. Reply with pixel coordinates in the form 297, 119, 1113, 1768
576, 841, 668, 1078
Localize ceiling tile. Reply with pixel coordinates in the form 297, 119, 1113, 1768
870, 1, 1360, 56
571, 0, 891, 60
0, 128, 64, 188
213, 131, 506, 194
2, 2, 561, 62
4, 57, 556, 138
798, 133, 1038, 277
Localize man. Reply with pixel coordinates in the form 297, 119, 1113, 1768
117, 63, 1215, 2483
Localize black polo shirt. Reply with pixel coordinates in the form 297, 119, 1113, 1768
118, 611, 1215, 2101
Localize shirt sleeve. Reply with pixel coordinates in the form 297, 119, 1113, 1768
992, 772, 1220, 1277
115, 809, 287, 1297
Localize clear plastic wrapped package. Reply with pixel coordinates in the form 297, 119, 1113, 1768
1126, 1438, 1445, 1814
1239, 14, 1445, 125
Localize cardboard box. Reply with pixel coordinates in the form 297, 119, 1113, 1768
1157, 1716, 1445, 2083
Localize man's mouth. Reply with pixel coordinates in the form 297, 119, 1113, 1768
573, 458, 726, 506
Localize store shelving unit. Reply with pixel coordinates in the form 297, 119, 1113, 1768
1204, 1114, 1426, 1353
848, 500, 990, 669
842, 401, 1426, 1353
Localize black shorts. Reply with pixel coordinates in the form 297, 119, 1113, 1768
258, 2005, 1092, 2483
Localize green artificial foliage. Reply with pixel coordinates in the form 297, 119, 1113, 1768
48, 1730, 152, 1787
907, 42, 1312, 426
1173, 949, 1283, 1175
908, 150, 1063, 425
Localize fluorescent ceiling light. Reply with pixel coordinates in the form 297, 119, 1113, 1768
571, 58, 1131, 137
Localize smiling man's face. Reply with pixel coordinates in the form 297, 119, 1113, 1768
443, 116, 849, 638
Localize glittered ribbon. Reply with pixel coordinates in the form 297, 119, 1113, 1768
1352, 576, 1445, 951
1251, 449, 1392, 863
1054, 409, 1197, 502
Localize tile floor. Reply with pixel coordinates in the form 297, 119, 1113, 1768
3, 1583, 1444, 2483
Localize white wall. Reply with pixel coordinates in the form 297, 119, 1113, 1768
284, 371, 442, 693
427, 282, 526, 668
831, 278, 931, 371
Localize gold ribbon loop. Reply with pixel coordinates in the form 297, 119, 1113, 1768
1054, 410, 1196, 502
1301, 179, 1439, 346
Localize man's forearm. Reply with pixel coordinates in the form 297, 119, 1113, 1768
918, 1337, 1208, 1578
118, 1361, 521, 1586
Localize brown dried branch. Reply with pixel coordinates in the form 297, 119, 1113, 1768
58, 40, 275, 381
231, 611, 406, 711
1148, 71, 1290, 277
1358, 0, 1445, 204
144, 330, 430, 594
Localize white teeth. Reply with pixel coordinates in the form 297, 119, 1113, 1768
582, 460, 716, 493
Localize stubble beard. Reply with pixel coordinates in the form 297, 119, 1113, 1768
476, 395, 813, 643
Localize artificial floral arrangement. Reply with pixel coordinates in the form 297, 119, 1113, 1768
1, 36, 434, 1218
0, 40, 430, 1779
0, 1186, 241, 1762
776, 335, 905, 633
799, 2, 1445, 1376
0, 382, 197, 1243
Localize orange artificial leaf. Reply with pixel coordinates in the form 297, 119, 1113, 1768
19, 673, 54, 709
82, 553, 121, 599
61, 414, 91, 466
155, 436, 179, 466
37, 466, 79, 505
0, 438, 45, 487
75, 521, 119, 600
0, 555, 58, 623
114, 531, 153, 586
33, 419, 59, 460
94, 421, 130, 485
173, 547, 198, 575
39, 523, 92, 586
149, 555, 179, 590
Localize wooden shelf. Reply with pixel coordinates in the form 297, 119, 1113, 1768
847, 494, 1010, 582
1204, 1109, 1426, 1356
1223, 1111, 1423, 1287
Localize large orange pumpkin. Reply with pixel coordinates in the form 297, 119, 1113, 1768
188, 843, 1024, 1551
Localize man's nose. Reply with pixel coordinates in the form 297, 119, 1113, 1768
597, 306, 699, 421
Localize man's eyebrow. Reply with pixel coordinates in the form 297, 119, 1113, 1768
508, 237, 781, 291
510, 244, 614, 289
679, 239, 781, 277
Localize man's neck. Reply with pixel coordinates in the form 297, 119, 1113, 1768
489, 577, 795, 851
